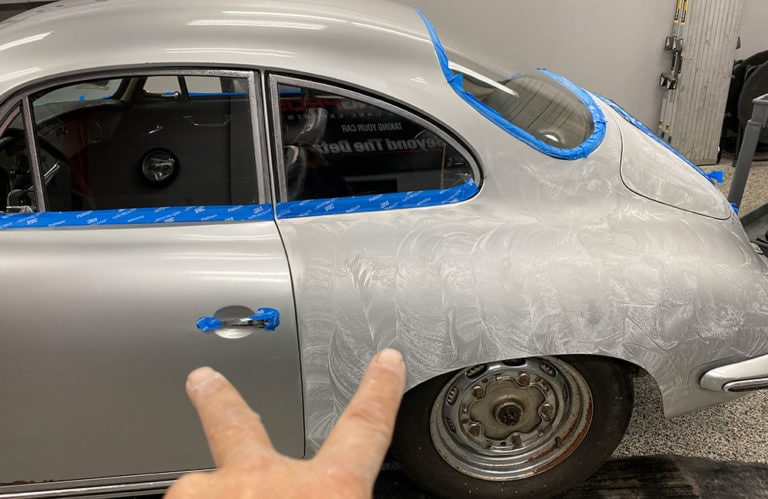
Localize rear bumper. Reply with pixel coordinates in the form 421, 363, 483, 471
700, 353, 768, 392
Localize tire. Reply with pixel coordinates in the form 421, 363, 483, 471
391, 356, 633, 498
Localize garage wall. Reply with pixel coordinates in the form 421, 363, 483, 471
737, 0, 768, 59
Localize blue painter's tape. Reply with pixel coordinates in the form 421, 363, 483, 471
0, 204, 273, 230
251, 307, 280, 331
196, 316, 223, 332
730, 203, 740, 214
415, 9, 606, 161
195, 308, 280, 333
706, 170, 724, 184
277, 179, 478, 219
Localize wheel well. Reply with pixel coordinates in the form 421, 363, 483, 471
406, 354, 643, 394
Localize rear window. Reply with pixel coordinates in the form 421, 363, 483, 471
452, 64, 594, 150
417, 10, 605, 160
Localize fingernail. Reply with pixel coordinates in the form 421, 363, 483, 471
375, 348, 404, 367
187, 366, 220, 391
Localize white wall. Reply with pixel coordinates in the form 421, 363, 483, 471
737, 0, 768, 60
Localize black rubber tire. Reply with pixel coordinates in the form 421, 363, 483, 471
391, 356, 634, 499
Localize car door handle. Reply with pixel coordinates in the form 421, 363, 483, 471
196, 307, 280, 332
182, 114, 231, 127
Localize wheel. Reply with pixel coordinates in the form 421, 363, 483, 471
391, 356, 633, 498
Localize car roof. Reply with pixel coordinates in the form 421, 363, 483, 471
0, 0, 438, 99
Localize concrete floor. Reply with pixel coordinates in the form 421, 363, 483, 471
612, 154, 768, 464
372, 455, 768, 497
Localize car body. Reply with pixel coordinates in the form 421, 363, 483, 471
2, 0, 768, 497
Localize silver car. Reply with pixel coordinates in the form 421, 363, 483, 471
1, 0, 767, 497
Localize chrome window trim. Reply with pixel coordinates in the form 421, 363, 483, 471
267, 74, 482, 204
0, 104, 21, 136
21, 96, 46, 211
246, 70, 270, 204
267, 76, 289, 202
262, 72, 283, 204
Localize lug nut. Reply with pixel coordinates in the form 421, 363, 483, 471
540, 403, 554, 421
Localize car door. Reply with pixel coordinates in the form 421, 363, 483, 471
267, 76, 481, 450
0, 70, 303, 493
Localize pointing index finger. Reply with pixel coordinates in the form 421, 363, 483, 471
186, 367, 275, 468
316, 349, 406, 484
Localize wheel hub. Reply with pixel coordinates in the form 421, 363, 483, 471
495, 401, 523, 427
464, 379, 547, 442
430, 357, 593, 481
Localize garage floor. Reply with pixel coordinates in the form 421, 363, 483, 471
372, 454, 768, 497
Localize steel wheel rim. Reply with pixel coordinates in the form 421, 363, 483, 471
429, 357, 593, 481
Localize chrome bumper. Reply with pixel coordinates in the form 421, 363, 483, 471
700, 353, 768, 392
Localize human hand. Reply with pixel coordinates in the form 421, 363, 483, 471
165, 348, 406, 499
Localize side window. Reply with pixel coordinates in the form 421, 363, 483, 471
29, 73, 258, 212
276, 82, 476, 203
142, 76, 182, 98
186, 76, 223, 96
0, 107, 35, 213
34, 79, 122, 105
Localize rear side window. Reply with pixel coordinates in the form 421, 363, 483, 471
273, 80, 478, 211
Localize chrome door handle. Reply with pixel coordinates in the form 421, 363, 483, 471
196, 307, 280, 332
182, 114, 231, 127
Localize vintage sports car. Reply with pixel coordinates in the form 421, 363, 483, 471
1, 0, 767, 497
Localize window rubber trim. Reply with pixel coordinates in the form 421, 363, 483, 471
416, 9, 606, 161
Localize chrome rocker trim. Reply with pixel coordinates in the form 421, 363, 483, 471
700, 353, 768, 392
